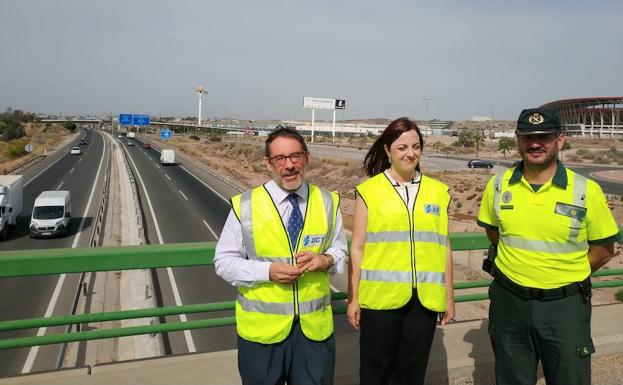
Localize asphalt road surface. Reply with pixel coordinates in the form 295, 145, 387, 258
0, 129, 109, 377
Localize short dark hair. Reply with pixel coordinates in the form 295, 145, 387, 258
265, 127, 308, 157
363, 117, 423, 177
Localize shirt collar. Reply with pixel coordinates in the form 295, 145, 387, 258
509, 160, 568, 189
265, 179, 309, 204
384, 170, 421, 186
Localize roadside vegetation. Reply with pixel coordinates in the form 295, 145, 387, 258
0, 108, 75, 173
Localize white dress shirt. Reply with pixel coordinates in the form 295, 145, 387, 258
384, 170, 421, 215
214, 180, 348, 287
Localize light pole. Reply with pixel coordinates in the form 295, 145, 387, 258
195, 86, 207, 133
422, 98, 434, 133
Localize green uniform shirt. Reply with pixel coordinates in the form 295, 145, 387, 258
478, 162, 621, 288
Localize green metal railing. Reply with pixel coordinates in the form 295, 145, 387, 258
1, 231, 621, 350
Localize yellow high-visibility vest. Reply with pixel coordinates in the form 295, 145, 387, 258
356, 173, 449, 312
488, 167, 592, 288
231, 184, 338, 343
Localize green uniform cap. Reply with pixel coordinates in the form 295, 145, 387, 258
515, 107, 561, 136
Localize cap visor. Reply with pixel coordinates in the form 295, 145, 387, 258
515, 129, 560, 136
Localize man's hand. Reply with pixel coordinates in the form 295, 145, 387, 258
295, 251, 333, 272
269, 262, 305, 284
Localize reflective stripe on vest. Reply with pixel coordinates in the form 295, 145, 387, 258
361, 269, 445, 284
366, 230, 446, 245
237, 293, 331, 315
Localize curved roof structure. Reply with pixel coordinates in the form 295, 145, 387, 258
540, 97, 623, 137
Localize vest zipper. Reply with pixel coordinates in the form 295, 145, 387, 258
385, 174, 416, 288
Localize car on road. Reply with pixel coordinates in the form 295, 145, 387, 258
127, 141, 134, 146
143, 143, 151, 149
78, 139, 87, 145
467, 159, 494, 169
117, 134, 123, 138
70, 146, 81, 155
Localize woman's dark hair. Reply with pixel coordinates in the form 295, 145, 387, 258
264, 126, 308, 157
363, 117, 423, 177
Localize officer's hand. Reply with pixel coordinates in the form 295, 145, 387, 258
347, 300, 361, 331
295, 252, 332, 272
438, 298, 455, 325
269, 262, 305, 284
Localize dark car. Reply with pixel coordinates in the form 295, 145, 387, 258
143, 143, 151, 149
467, 159, 494, 169
78, 139, 87, 145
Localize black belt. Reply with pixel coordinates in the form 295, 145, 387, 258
492, 266, 591, 301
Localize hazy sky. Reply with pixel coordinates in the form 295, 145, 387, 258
1, 1, 622, 121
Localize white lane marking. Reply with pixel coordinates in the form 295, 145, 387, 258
78, 158, 82, 163
24, 150, 70, 187
202, 220, 219, 240
22, 130, 107, 374
69, 167, 75, 173
122, 143, 197, 353
147, 145, 229, 204
21, 274, 67, 373
155, 164, 161, 169
179, 165, 230, 205
179, 190, 188, 201
164, 174, 171, 181
56, 182, 64, 190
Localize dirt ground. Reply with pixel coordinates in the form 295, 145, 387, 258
0, 123, 74, 173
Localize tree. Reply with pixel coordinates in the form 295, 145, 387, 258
62, 120, 77, 132
498, 138, 517, 159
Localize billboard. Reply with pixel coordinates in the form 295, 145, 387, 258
303, 97, 336, 110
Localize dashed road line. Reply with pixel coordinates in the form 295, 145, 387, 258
56, 182, 64, 190
202, 220, 219, 239
179, 190, 188, 201
164, 174, 171, 181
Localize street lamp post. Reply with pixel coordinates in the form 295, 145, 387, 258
422, 98, 434, 133
195, 86, 207, 133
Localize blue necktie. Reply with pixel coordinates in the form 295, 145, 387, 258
286, 194, 303, 248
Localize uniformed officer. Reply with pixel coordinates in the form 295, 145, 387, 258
477, 107, 621, 385
214, 127, 347, 385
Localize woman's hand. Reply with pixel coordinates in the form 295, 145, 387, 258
438, 297, 455, 325
347, 300, 361, 331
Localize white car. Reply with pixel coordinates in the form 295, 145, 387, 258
70, 146, 81, 155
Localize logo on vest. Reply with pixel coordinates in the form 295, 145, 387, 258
502, 191, 512, 204
424, 204, 440, 216
303, 234, 325, 247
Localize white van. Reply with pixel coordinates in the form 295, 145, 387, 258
160, 149, 175, 165
29, 191, 72, 237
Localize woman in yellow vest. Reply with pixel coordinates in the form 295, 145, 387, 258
347, 117, 454, 385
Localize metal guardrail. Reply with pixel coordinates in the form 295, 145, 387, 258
0, 230, 621, 350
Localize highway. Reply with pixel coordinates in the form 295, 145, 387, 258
0, 129, 109, 377
119, 136, 238, 354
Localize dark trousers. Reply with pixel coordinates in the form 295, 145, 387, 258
488, 280, 594, 385
237, 320, 335, 385
359, 292, 438, 385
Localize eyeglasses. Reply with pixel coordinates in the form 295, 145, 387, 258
268, 151, 307, 166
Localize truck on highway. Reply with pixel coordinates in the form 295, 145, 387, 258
127, 132, 136, 139
29, 191, 72, 238
0, 175, 23, 240
160, 149, 175, 165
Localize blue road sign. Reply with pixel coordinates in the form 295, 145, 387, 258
132, 114, 150, 126
160, 129, 172, 141
119, 114, 132, 125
